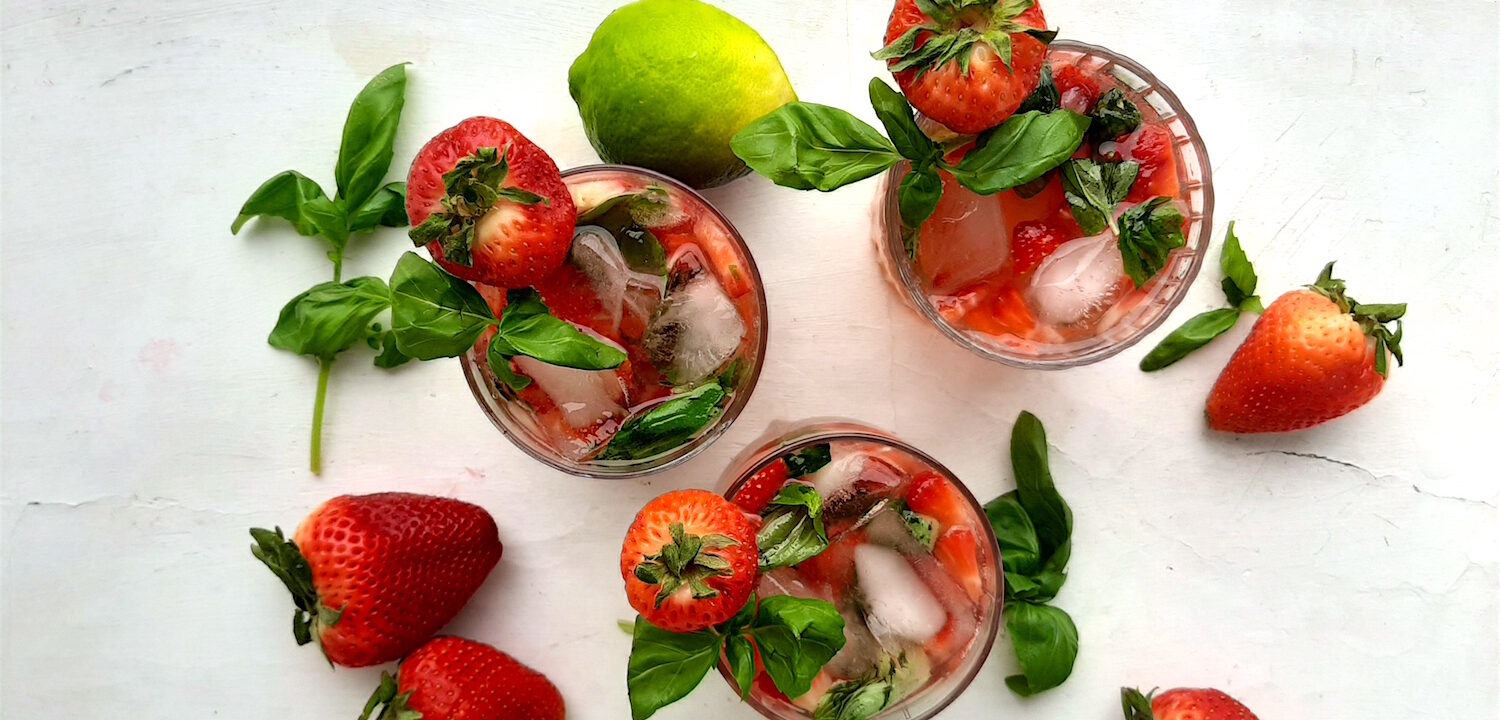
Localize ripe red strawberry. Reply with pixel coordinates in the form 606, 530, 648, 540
407, 117, 576, 288
620, 489, 759, 632
1117, 124, 1176, 202
1122, 686, 1260, 720
1011, 218, 1076, 273
249, 493, 502, 667
733, 459, 791, 514
932, 525, 984, 602
1207, 263, 1405, 433
905, 471, 970, 531
359, 636, 564, 720
1053, 63, 1102, 113
878, 0, 1052, 134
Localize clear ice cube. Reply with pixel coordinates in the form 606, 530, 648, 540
570, 226, 665, 335
854, 544, 947, 646
916, 174, 1010, 295
827, 603, 885, 679
1026, 232, 1129, 326
863, 506, 926, 554
642, 273, 745, 385
512, 355, 625, 430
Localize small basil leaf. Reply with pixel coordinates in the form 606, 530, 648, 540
1003, 602, 1079, 696
785, 443, 833, 478
348, 181, 408, 232
335, 63, 407, 210
1016, 62, 1059, 114
950, 110, 1089, 195
897, 167, 944, 230
813, 676, 894, 720
1117, 197, 1187, 287
496, 288, 627, 370
388, 252, 497, 360
747, 595, 846, 699
1219, 221, 1258, 304
757, 484, 829, 571
725, 633, 756, 700
985, 491, 1042, 576
1138, 307, 1241, 371
487, 333, 532, 391
731, 102, 902, 191
626, 616, 723, 720
1102, 160, 1140, 206
373, 329, 412, 369
1059, 159, 1111, 235
868, 77, 938, 163
231, 170, 335, 236
267, 277, 391, 359
598, 382, 726, 461
1089, 88, 1142, 142
1010, 411, 1071, 558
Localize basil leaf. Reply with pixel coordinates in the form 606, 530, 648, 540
814, 677, 894, 720
267, 277, 391, 359
486, 333, 533, 391
1003, 601, 1078, 696
1011, 411, 1071, 559
1117, 197, 1187, 287
231, 170, 337, 237
949, 110, 1089, 195
731, 102, 902, 191
897, 167, 944, 231
1060, 159, 1139, 235
495, 288, 627, 370
348, 181, 408, 232
1138, 307, 1240, 371
373, 329, 412, 369
1219, 221, 1258, 307
785, 443, 832, 478
335, 63, 407, 210
757, 484, 829, 571
747, 595, 846, 699
985, 491, 1042, 576
626, 616, 722, 720
388, 252, 497, 360
598, 382, 726, 461
725, 633, 755, 700
868, 77, 938, 163
1089, 88, 1142, 142
1016, 61, 1059, 114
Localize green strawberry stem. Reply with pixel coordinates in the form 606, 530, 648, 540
1120, 687, 1157, 719
359, 672, 420, 720
1309, 262, 1407, 377
310, 357, 333, 474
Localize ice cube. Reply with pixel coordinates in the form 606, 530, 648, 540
827, 603, 885, 679
808, 451, 866, 501
863, 507, 926, 554
853, 545, 947, 646
1026, 232, 1129, 326
567, 178, 633, 214
512, 355, 626, 430
570, 226, 666, 335
641, 273, 745, 385
758, 567, 831, 602
916, 173, 1009, 295
906, 552, 978, 664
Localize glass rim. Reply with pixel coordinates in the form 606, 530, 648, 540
460, 163, 770, 479
879, 39, 1216, 369
715, 422, 1004, 720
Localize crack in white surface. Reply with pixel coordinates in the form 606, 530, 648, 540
1250, 450, 1496, 508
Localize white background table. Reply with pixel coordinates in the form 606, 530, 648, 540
2, 0, 1497, 717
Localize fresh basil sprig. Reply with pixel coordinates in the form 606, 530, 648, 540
1117, 197, 1187, 286
1140, 222, 1264, 371
597, 381, 726, 461
230, 63, 411, 474
628, 594, 846, 720
1057, 157, 1186, 287
1060, 158, 1139, 235
947, 110, 1090, 195
983, 411, 1079, 697
757, 484, 829, 570
1089, 88, 1143, 142
387, 252, 625, 390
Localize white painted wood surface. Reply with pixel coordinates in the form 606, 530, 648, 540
2, 0, 1497, 717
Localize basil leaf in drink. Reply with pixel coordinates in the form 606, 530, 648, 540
576, 189, 670, 276
757, 484, 829, 571
1117, 197, 1187, 287
1016, 61, 1060, 114
868, 77, 939, 164
267, 277, 392, 359
1060, 158, 1139, 235
1010, 411, 1071, 559
1219, 221, 1260, 310
949, 110, 1089, 195
486, 334, 533, 391
813, 677, 895, 720
985, 491, 1042, 575
348, 181, 409, 232
1138, 307, 1241, 372
495, 288, 627, 370
731, 102, 902, 191
388, 252, 497, 360
1089, 88, 1142, 142
1003, 601, 1078, 696
373, 329, 412, 369
335, 63, 407, 210
897, 166, 944, 231
598, 382, 726, 461
785, 443, 833, 478
231, 170, 337, 237
746, 595, 846, 699
724, 633, 756, 700
900, 505, 938, 549
626, 616, 723, 720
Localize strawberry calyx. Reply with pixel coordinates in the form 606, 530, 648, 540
249, 526, 344, 649
874, 0, 1056, 76
358, 672, 421, 720
408, 145, 548, 267
633, 522, 741, 607
1120, 687, 1158, 720
1309, 262, 1407, 377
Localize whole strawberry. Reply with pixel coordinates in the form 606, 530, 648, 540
1207, 262, 1405, 433
620, 489, 758, 632
1122, 686, 1260, 720
876, 0, 1053, 134
359, 636, 564, 720
406, 116, 576, 288
249, 493, 502, 667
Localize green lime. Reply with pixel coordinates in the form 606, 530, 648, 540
569, 0, 797, 189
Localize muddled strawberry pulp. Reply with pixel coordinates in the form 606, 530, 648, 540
472, 168, 761, 464
902, 49, 1190, 351
725, 439, 999, 717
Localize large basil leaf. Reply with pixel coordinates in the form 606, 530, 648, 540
348, 181, 408, 232
267, 277, 390, 359
1003, 601, 1079, 696
1219, 221, 1260, 311
494, 288, 627, 370
949, 110, 1089, 195
626, 616, 722, 720
231, 170, 341, 238
335, 63, 407, 210
984, 491, 1041, 575
897, 166, 943, 230
747, 595, 847, 699
1138, 307, 1241, 371
724, 633, 756, 700
731, 102, 902, 191
757, 484, 828, 570
388, 252, 496, 360
1117, 197, 1187, 287
868, 77, 938, 164
597, 382, 726, 461
1011, 410, 1071, 558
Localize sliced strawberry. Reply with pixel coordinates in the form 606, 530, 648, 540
795, 529, 865, 597
406, 116, 576, 288
932, 526, 983, 602
988, 286, 1038, 337
531, 263, 617, 340
905, 472, 969, 531
1053, 63, 1101, 113
733, 460, 790, 514
1011, 218, 1075, 273
1116, 123, 1178, 202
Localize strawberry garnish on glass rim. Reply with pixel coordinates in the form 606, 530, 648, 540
409, 144, 548, 268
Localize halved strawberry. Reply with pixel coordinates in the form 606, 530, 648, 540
620, 490, 759, 633
878, 0, 1052, 134
988, 286, 1038, 337
406, 117, 576, 288
733, 460, 790, 514
1117, 124, 1177, 202
932, 526, 984, 602
1011, 218, 1076, 273
905, 472, 969, 531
